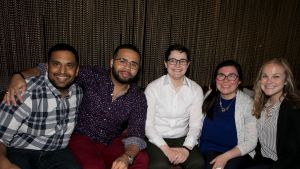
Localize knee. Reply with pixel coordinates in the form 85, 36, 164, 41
185, 156, 205, 169
63, 163, 82, 169
132, 150, 149, 168
149, 161, 170, 169
187, 160, 205, 169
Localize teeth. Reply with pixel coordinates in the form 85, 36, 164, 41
56, 76, 68, 80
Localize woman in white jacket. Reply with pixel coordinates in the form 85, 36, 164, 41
199, 60, 257, 169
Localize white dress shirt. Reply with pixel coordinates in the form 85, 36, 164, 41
145, 74, 204, 148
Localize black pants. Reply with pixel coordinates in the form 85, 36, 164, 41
7, 147, 81, 169
244, 154, 274, 169
203, 151, 253, 169
147, 137, 205, 169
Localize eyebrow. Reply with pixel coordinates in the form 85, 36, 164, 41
168, 58, 188, 60
118, 57, 139, 64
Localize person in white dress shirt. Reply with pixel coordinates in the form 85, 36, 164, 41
145, 44, 205, 169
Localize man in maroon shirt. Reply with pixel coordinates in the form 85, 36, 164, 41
4, 44, 148, 169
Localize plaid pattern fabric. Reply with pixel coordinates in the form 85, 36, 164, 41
0, 74, 82, 151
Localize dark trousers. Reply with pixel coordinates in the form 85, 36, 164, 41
244, 154, 274, 169
203, 151, 253, 169
7, 147, 81, 169
147, 137, 205, 169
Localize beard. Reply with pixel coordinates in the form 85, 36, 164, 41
111, 66, 136, 84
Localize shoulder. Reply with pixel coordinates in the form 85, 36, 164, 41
145, 75, 165, 91
280, 99, 300, 114
236, 90, 254, 113
149, 75, 165, 86
185, 77, 202, 92
26, 75, 46, 92
79, 65, 108, 76
237, 90, 253, 102
77, 66, 110, 85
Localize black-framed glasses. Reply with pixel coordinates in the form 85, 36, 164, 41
114, 58, 139, 70
167, 58, 189, 66
216, 73, 239, 81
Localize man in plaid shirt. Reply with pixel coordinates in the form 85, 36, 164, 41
0, 43, 83, 169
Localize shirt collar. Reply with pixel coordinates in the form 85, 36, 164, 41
163, 74, 190, 87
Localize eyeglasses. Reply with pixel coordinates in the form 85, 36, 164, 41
216, 73, 239, 81
167, 58, 189, 66
114, 58, 139, 70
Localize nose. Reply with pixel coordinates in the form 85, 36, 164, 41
122, 61, 132, 70
266, 77, 273, 83
59, 65, 67, 73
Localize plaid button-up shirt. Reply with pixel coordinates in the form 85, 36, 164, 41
0, 73, 82, 151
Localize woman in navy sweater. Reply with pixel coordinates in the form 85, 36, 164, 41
199, 60, 257, 169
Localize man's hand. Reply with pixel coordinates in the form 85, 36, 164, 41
3, 74, 26, 106
111, 154, 129, 169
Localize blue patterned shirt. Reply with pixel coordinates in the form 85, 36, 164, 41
0, 73, 83, 151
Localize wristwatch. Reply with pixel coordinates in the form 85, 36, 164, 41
126, 154, 134, 165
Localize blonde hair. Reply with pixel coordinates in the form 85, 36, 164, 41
252, 57, 300, 119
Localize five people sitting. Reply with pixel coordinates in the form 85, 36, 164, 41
2, 43, 300, 169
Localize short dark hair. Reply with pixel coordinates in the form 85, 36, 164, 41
48, 43, 79, 65
113, 44, 141, 59
165, 44, 190, 61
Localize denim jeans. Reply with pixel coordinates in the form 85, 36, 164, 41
7, 147, 81, 169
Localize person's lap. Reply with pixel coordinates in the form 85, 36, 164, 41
203, 151, 253, 169
68, 133, 148, 169
7, 147, 80, 169
147, 137, 204, 169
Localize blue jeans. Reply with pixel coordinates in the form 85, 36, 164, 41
7, 147, 81, 169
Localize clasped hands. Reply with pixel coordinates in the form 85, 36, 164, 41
160, 145, 189, 165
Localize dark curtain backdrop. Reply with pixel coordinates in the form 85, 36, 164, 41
1, 0, 300, 92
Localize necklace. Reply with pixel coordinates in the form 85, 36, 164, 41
219, 96, 236, 112
264, 95, 285, 117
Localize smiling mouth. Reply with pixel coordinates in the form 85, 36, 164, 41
172, 69, 182, 72
265, 86, 275, 89
56, 76, 69, 81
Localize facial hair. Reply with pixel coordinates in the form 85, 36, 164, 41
48, 73, 74, 93
111, 66, 136, 84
